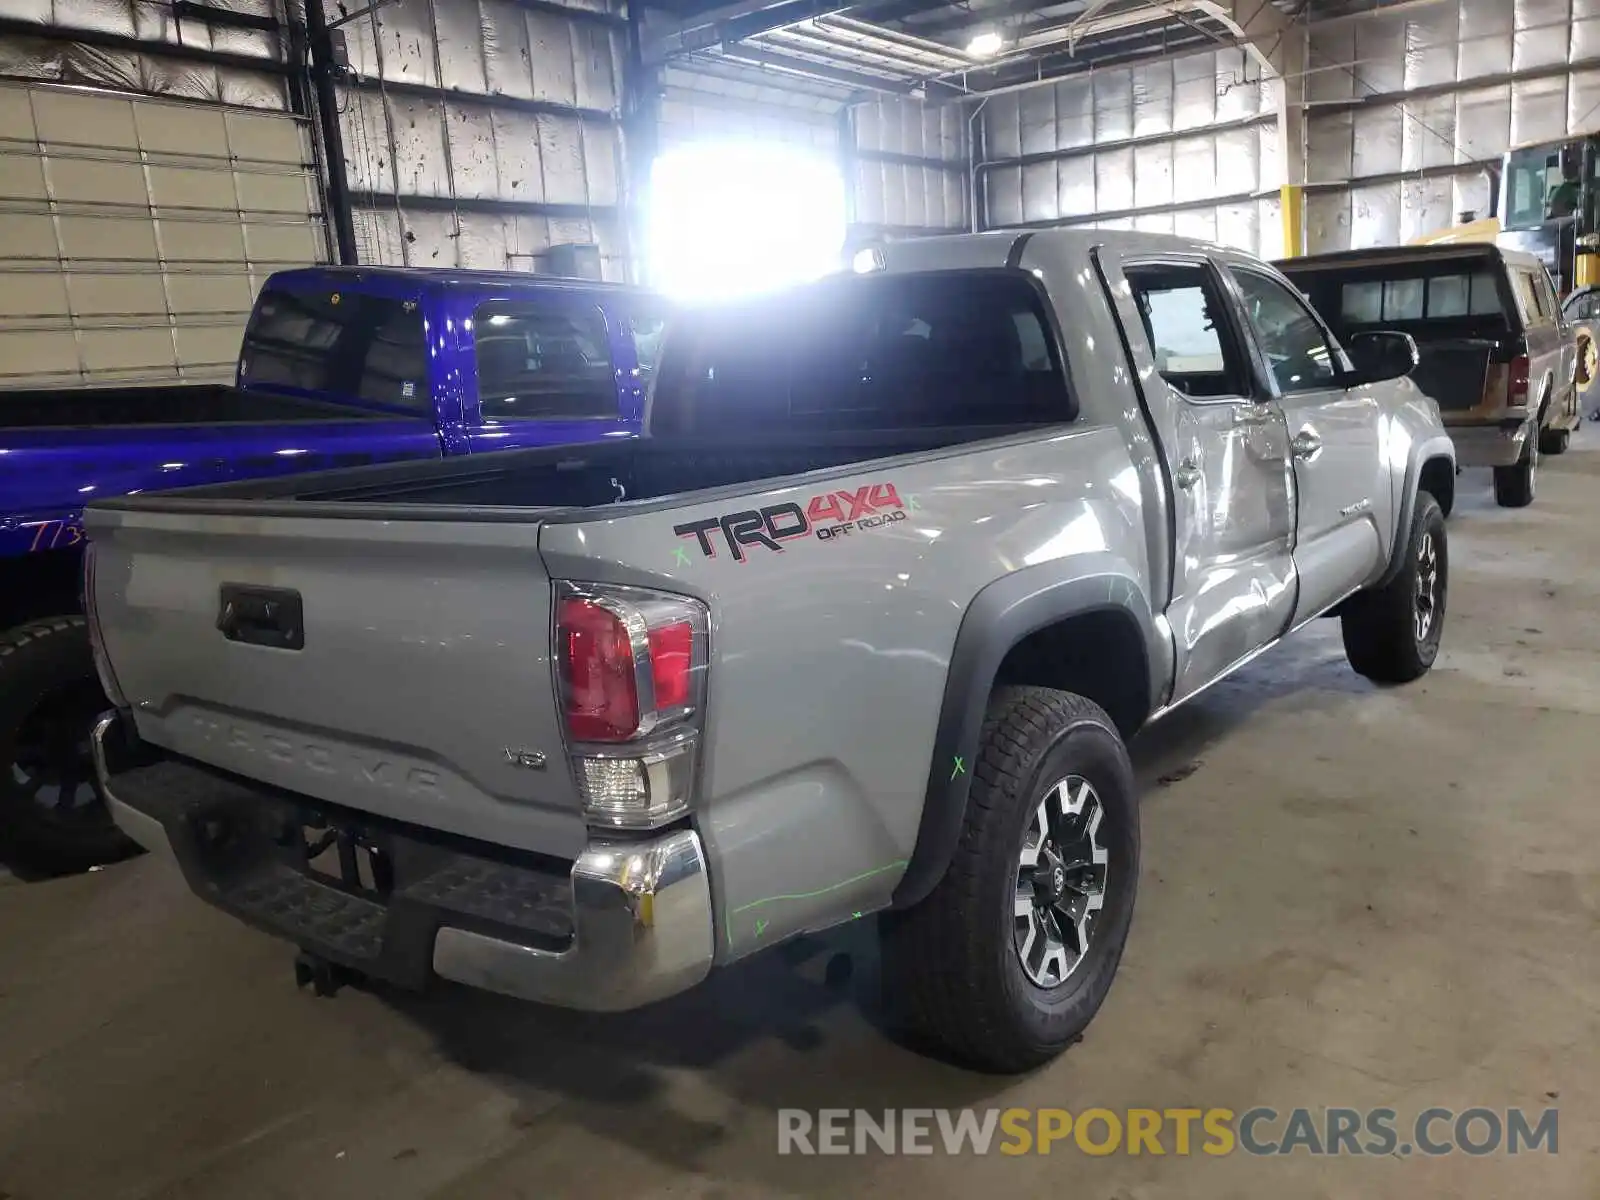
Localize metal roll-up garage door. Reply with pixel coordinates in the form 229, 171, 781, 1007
0, 80, 328, 388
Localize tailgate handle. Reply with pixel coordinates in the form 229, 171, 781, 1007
217, 584, 304, 651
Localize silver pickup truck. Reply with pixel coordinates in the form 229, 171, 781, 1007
83, 231, 1456, 1073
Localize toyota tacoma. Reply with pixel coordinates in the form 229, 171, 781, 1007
82, 231, 1455, 1072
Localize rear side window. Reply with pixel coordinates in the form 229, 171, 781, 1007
651, 271, 1070, 433
1535, 269, 1562, 324
241, 287, 430, 412
1513, 269, 1547, 323
1124, 263, 1247, 399
474, 301, 617, 421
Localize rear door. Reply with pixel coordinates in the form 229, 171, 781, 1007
1107, 256, 1298, 703
84, 504, 587, 859
1226, 264, 1390, 623
463, 292, 641, 451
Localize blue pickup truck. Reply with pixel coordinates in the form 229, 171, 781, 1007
1, 266, 663, 873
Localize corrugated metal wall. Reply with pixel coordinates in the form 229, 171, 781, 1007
850, 94, 969, 238
1305, 0, 1600, 251
975, 45, 1284, 259
0, 0, 294, 108
334, 0, 626, 277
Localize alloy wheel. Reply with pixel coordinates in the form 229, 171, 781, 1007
1013, 775, 1110, 988
1414, 529, 1440, 644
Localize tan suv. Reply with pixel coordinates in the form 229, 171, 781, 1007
1281, 243, 1577, 507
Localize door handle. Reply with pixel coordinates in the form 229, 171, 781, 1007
1231, 404, 1275, 427
1290, 430, 1323, 460
1174, 461, 1202, 490
217, 583, 304, 651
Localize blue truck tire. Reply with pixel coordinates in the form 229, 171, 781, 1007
0, 616, 141, 875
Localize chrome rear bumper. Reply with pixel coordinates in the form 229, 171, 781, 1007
93, 713, 715, 1012
1447, 419, 1530, 468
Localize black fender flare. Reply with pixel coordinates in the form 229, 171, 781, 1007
892, 559, 1159, 910
1375, 434, 1455, 590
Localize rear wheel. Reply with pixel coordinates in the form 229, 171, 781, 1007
1342, 491, 1448, 684
1493, 432, 1537, 508
0, 617, 139, 875
1538, 427, 1571, 455
882, 687, 1138, 1073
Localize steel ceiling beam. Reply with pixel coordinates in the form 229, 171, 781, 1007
642, 0, 856, 61
718, 44, 921, 91
946, 25, 1218, 94
879, 0, 1086, 39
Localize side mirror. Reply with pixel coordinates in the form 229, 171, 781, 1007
1346, 330, 1419, 385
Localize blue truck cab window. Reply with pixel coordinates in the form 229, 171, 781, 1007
473, 300, 617, 421
240, 288, 430, 414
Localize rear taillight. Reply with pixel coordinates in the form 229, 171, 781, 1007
1509, 354, 1531, 402
555, 582, 708, 830
82, 543, 129, 709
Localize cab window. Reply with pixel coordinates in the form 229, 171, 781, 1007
473, 301, 617, 421
1232, 269, 1341, 394
1124, 263, 1248, 400
241, 288, 430, 413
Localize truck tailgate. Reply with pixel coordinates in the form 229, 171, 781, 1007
83, 506, 587, 860
1409, 339, 1493, 413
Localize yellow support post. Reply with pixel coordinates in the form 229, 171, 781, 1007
1576, 236, 1600, 289
1279, 184, 1304, 258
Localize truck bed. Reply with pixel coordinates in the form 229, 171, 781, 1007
91, 425, 1029, 520
0, 383, 395, 430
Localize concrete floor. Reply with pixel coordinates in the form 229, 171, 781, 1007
5, 443, 1600, 1200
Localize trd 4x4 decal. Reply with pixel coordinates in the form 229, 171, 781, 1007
674, 481, 909, 562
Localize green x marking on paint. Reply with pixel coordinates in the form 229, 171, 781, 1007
672, 543, 692, 567
951, 756, 966, 780
755, 918, 769, 938
905, 494, 923, 512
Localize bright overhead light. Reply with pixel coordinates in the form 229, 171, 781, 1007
966, 30, 1003, 57
646, 141, 847, 302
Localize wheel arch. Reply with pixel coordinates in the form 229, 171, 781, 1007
1, 551, 85, 633
892, 561, 1160, 910
1377, 436, 1455, 590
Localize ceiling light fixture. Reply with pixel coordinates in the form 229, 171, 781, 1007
965, 30, 1003, 58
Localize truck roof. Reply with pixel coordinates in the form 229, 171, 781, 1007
1276, 242, 1542, 273
264, 264, 656, 297
863, 227, 1271, 275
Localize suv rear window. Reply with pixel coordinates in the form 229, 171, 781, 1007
651, 271, 1071, 433
241, 287, 430, 412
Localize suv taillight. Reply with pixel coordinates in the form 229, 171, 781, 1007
1509, 354, 1531, 402
82, 543, 129, 709
555, 582, 708, 830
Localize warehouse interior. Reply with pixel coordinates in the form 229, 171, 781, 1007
6, 0, 1594, 380
5, 0, 1600, 1195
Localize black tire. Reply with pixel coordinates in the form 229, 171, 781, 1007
1493, 434, 1536, 508
1538, 427, 1571, 455
1341, 491, 1448, 685
881, 687, 1139, 1073
0, 617, 140, 875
